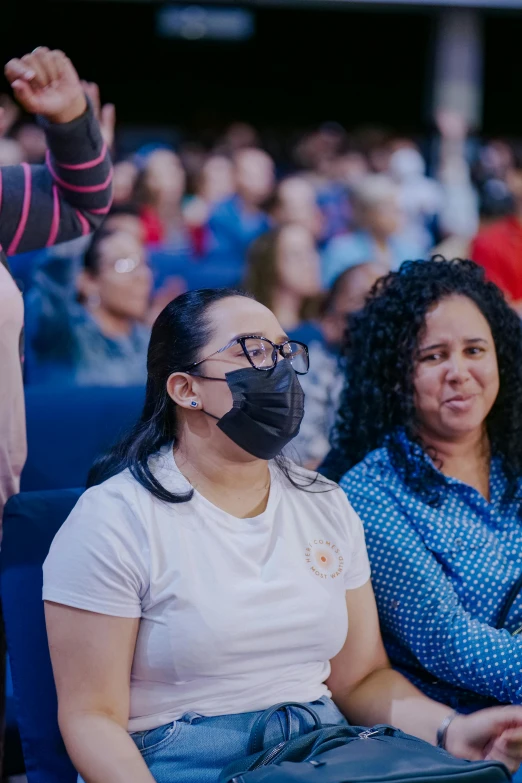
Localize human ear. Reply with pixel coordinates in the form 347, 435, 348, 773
166, 372, 199, 410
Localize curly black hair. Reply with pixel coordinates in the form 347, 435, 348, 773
329, 258, 522, 507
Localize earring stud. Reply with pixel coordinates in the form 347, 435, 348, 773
190, 401, 198, 408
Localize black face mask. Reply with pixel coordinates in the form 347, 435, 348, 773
196, 359, 305, 460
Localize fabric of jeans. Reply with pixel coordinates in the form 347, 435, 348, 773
78, 696, 346, 783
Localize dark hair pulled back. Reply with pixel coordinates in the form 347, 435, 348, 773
87, 288, 250, 502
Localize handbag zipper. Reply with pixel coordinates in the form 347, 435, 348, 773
251, 727, 386, 771
251, 741, 287, 769
358, 729, 384, 739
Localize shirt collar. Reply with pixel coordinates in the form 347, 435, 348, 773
389, 427, 522, 508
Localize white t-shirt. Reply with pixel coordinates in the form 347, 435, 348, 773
43, 447, 370, 731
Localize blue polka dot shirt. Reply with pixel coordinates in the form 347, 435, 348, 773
340, 429, 522, 708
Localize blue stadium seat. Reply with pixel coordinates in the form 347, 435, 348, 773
1, 489, 83, 783
21, 385, 144, 492
149, 249, 243, 291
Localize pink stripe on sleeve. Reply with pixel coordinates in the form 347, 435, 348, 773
53, 143, 108, 171
45, 186, 61, 247
7, 163, 32, 256
75, 210, 91, 236
46, 153, 113, 194
88, 204, 112, 216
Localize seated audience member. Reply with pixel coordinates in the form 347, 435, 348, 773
244, 224, 321, 332
324, 258, 522, 711
268, 176, 325, 243
293, 127, 354, 241
43, 287, 522, 783
22, 204, 147, 317
388, 145, 442, 250
112, 160, 139, 206
386, 113, 479, 256
135, 148, 191, 253
104, 203, 146, 243
433, 126, 510, 263
26, 230, 151, 387
0, 46, 112, 519
207, 147, 274, 267
472, 150, 522, 315
13, 122, 47, 163
322, 174, 425, 286
317, 150, 370, 240
291, 262, 387, 469
183, 155, 235, 256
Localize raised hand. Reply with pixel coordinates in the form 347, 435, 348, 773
81, 81, 116, 150
4, 47, 87, 125
435, 109, 469, 142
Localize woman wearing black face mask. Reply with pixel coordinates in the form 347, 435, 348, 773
43, 289, 522, 783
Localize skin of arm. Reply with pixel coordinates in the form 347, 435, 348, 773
45, 603, 156, 783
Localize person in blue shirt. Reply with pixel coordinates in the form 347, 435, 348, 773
322, 258, 522, 711
322, 174, 426, 287
207, 148, 274, 270
25, 229, 151, 387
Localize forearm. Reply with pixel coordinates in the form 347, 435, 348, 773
0, 102, 112, 255
60, 712, 155, 783
333, 666, 451, 745
41, 98, 113, 227
438, 137, 468, 183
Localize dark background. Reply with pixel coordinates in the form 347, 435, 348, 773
2, 1, 522, 138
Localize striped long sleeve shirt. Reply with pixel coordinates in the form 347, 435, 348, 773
0, 101, 112, 522
0, 100, 112, 258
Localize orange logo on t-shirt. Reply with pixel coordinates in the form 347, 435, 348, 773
304, 540, 344, 580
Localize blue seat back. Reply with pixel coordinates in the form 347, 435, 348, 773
149, 249, 243, 291
21, 385, 144, 492
1, 489, 83, 783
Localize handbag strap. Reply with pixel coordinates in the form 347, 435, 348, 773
496, 571, 522, 630
247, 702, 322, 755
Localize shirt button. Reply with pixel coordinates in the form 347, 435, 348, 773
455, 538, 463, 549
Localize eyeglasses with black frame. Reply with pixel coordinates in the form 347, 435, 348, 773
186, 335, 309, 375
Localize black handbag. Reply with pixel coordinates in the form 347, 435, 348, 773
219, 703, 510, 783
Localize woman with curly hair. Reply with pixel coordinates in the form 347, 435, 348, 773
324, 257, 522, 711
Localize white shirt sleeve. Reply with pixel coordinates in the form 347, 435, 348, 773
43, 480, 148, 618
340, 494, 371, 591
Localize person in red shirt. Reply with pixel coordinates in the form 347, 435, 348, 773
471, 156, 522, 314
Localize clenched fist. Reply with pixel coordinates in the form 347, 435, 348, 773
4, 46, 87, 124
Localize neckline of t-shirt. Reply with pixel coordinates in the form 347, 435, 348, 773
161, 444, 282, 525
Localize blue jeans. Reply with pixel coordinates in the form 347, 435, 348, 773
81, 697, 346, 783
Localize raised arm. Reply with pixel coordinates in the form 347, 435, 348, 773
435, 109, 479, 240
0, 47, 112, 256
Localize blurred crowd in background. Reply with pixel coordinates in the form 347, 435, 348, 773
3, 85, 522, 470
